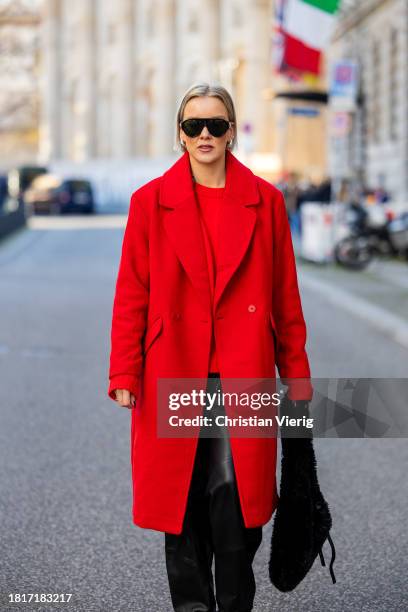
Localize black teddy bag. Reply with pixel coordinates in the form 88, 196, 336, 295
269, 396, 336, 591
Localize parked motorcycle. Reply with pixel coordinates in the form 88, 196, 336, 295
334, 202, 408, 270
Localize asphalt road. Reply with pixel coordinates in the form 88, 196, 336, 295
0, 216, 407, 612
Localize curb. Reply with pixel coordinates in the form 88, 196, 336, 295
299, 269, 408, 350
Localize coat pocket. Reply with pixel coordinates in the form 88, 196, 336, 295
143, 315, 163, 356
268, 311, 278, 354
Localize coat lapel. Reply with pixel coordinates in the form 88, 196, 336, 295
159, 149, 260, 315
159, 152, 212, 314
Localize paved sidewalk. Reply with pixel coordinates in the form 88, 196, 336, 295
296, 254, 408, 349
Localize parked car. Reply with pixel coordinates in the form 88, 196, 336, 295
53, 178, 95, 214
24, 175, 95, 214
7, 165, 48, 198
0, 175, 8, 213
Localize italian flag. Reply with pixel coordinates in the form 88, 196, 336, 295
278, 0, 341, 76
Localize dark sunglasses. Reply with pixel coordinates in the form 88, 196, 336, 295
180, 117, 233, 138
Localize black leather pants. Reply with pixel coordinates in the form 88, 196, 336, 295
164, 374, 263, 612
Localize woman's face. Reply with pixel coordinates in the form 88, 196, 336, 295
179, 96, 234, 165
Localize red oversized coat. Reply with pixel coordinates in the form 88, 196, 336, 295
108, 149, 313, 534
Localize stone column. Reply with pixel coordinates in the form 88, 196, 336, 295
80, 0, 97, 160
39, 0, 62, 161
201, 0, 221, 80
151, 0, 176, 156
114, 0, 135, 157
242, 0, 273, 153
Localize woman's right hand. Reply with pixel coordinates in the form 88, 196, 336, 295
114, 389, 136, 409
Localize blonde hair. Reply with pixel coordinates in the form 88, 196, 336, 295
174, 82, 238, 153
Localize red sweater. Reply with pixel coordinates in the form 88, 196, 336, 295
194, 181, 225, 373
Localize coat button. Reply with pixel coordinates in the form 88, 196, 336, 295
248, 304, 256, 313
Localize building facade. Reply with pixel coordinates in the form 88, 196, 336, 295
40, 0, 274, 160
328, 0, 408, 200
0, 0, 41, 168
39, 0, 329, 184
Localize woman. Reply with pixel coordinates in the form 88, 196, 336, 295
108, 82, 312, 611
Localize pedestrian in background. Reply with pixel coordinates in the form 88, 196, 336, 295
107, 82, 312, 611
